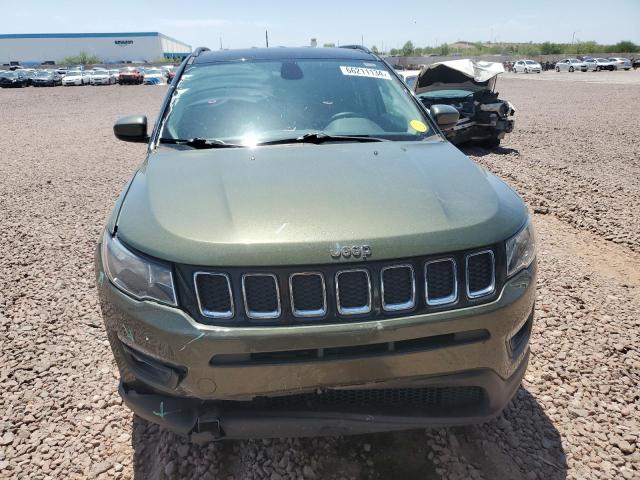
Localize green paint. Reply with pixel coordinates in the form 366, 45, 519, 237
153, 401, 165, 419
179, 332, 205, 351
124, 325, 134, 344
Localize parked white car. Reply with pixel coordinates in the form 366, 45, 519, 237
582, 58, 599, 71
513, 59, 541, 73
142, 68, 165, 85
108, 69, 120, 82
62, 70, 89, 86
397, 70, 422, 88
555, 58, 587, 72
608, 57, 632, 70
593, 58, 616, 71
91, 70, 116, 85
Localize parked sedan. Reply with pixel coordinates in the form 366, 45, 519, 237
91, 70, 116, 85
32, 71, 63, 87
118, 67, 144, 85
555, 58, 587, 72
62, 70, 89, 86
582, 58, 599, 71
0, 70, 30, 88
513, 59, 542, 73
593, 58, 616, 71
397, 70, 422, 88
142, 68, 165, 85
608, 58, 632, 70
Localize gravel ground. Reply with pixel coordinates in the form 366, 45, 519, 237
0, 77, 638, 480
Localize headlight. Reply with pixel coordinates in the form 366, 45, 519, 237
506, 219, 536, 277
101, 231, 177, 306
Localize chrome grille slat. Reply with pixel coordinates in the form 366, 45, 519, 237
335, 269, 372, 315
381, 264, 416, 312
242, 273, 281, 319
425, 258, 458, 306
466, 250, 495, 298
289, 272, 327, 318
194, 272, 234, 319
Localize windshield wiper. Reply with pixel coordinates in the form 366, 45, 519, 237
159, 138, 242, 149
256, 132, 386, 146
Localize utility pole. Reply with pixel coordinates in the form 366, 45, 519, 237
265, 30, 269, 48
361, 34, 364, 47
219, 37, 223, 50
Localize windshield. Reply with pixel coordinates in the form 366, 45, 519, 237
67, 71, 81, 76
596, 58, 608, 62
569, 59, 580, 63
160, 59, 434, 145
525, 60, 537, 65
37, 72, 52, 77
2, 72, 17, 78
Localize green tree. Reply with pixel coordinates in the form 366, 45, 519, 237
371, 45, 379, 54
62, 51, 100, 65
401, 41, 415, 56
323, 43, 336, 48
609, 40, 638, 53
389, 48, 399, 56
439, 43, 450, 56
540, 42, 562, 54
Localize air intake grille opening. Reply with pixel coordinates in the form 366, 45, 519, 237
466, 251, 495, 298
290, 273, 326, 317
381, 265, 415, 311
195, 273, 233, 318
336, 270, 371, 315
243, 274, 281, 319
425, 259, 457, 305
251, 386, 486, 412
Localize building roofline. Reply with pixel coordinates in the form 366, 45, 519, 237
158, 33, 192, 50
0, 32, 190, 49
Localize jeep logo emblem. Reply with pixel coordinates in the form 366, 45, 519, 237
330, 244, 371, 260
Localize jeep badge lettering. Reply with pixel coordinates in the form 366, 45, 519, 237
330, 244, 372, 260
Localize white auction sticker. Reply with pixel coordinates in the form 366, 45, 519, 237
340, 66, 391, 80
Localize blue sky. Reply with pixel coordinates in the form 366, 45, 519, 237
2, 0, 638, 50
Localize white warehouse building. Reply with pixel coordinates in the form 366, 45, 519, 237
0, 32, 192, 65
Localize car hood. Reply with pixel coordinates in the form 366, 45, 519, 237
415, 59, 504, 95
115, 140, 527, 266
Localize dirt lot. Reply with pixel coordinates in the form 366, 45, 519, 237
0, 74, 638, 480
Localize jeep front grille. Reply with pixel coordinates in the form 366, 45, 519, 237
289, 273, 326, 318
335, 269, 372, 315
466, 250, 495, 298
381, 265, 415, 311
242, 274, 281, 319
194, 272, 233, 319
425, 258, 457, 305
185, 245, 501, 326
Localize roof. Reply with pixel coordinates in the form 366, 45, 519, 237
195, 47, 375, 64
0, 32, 190, 48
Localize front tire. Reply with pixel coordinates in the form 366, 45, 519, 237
556, 67, 560, 72
569, 66, 574, 72
481, 136, 501, 149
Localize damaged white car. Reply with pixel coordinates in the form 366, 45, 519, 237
414, 59, 515, 148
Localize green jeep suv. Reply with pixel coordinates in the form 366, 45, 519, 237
96, 46, 536, 440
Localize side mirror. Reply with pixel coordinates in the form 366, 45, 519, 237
114, 115, 149, 143
430, 104, 459, 131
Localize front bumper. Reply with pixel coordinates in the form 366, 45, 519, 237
96, 247, 535, 438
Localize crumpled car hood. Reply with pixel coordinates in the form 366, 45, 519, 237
415, 59, 504, 94
115, 140, 527, 266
